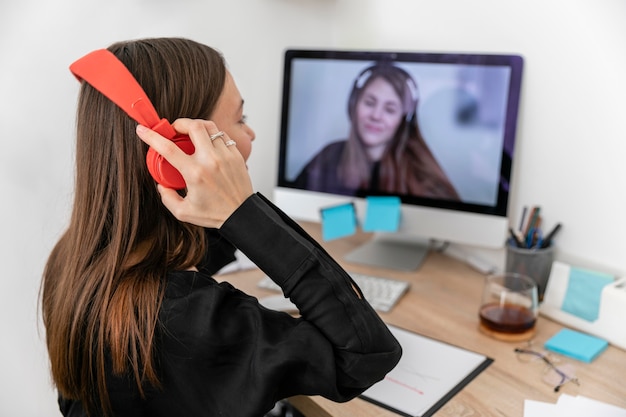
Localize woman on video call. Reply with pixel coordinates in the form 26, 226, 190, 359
295, 62, 459, 200
40, 38, 401, 417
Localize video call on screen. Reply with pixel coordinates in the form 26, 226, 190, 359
282, 57, 513, 208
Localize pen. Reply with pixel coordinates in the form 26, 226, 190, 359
540, 223, 562, 248
508, 227, 524, 248
533, 228, 544, 249
525, 227, 535, 249
518, 206, 527, 232
524, 206, 541, 244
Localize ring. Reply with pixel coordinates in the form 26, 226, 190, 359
224, 140, 237, 147
209, 131, 225, 141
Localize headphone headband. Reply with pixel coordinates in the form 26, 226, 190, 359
353, 64, 420, 103
69, 49, 177, 140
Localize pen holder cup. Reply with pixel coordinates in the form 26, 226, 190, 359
505, 242, 555, 302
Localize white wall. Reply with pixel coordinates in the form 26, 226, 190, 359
1, 0, 624, 415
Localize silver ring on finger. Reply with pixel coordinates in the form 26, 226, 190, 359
209, 131, 225, 141
224, 140, 237, 147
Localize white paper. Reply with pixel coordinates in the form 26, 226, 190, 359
524, 395, 626, 417
362, 325, 489, 417
523, 399, 558, 415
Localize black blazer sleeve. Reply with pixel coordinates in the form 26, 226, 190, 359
219, 193, 402, 398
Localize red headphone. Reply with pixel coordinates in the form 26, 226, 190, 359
69, 49, 193, 190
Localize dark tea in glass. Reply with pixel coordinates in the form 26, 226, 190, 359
479, 273, 538, 341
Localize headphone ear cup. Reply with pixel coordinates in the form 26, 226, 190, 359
145, 136, 195, 190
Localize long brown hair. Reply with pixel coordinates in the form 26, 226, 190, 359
41, 38, 226, 414
340, 63, 459, 199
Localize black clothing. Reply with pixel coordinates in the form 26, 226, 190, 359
59, 193, 402, 417
294, 140, 462, 201
294, 141, 358, 196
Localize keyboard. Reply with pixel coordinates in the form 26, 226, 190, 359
257, 272, 409, 313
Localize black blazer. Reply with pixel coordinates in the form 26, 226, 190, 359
59, 193, 402, 417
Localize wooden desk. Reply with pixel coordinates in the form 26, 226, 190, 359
217, 222, 626, 417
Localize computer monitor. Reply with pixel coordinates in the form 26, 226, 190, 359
274, 49, 524, 270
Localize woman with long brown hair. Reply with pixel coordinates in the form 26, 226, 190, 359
41, 38, 401, 417
295, 62, 459, 200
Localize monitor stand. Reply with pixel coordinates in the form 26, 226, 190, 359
344, 233, 431, 271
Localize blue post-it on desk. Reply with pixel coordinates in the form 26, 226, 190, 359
545, 328, 608, 363
320, 203, 357, 241
362, 196, 401, 232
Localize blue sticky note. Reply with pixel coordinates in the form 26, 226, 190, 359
362, 196, 401, 232
545, 328, 608, 362
320, 203, 356, 241
561, 267, 614, 322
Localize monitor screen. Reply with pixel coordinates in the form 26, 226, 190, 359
274, 49, 523, 270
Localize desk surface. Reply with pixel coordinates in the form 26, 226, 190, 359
217, 222, 626, 417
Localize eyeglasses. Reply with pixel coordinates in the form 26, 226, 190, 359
514, 347, 580, 392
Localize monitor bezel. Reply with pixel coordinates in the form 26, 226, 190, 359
276, 48, 524, 219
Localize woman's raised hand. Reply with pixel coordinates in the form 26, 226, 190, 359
136, 119, 254, 228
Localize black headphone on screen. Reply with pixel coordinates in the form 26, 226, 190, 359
347, 63, 420, 122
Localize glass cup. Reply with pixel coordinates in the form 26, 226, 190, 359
478, 273, 538, 341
